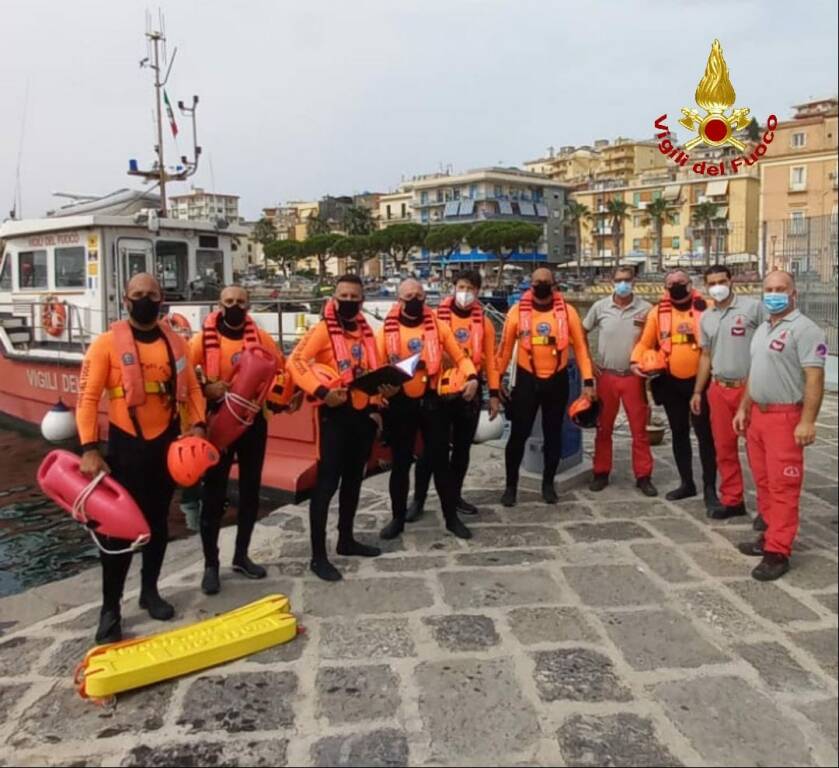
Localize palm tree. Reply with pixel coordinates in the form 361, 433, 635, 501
643, 197, 677, 273
564, 200, 591, 278
342, 205, 376, 235
692, 201, 720, 267
606, 198, 633, 267
306, 212, 332, 236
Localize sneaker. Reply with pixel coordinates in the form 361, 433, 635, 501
636, 477, 658, 497
457, 498, 479, 516
201, 565, 221, 595
406, 500, 425, 523
542, 483, 558, 504
232, 555, 267, 580
336, 538, 382, 557
709, 501, 747, 520
737, 538, 765, 557
310, 558, 342, 582
445, 517, 473, 539
751, 552, 790, 581
500, 487, 517, 507
138, 591, 175, 621
752, 514, 768, 532
589, 473, 609, 492
95, 608, 122, 645
380, 518, 405, 540
666, 482, 697, 501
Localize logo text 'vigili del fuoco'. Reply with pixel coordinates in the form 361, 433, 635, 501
654, 39, 777, 177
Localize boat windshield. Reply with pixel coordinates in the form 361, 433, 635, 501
155, 240, 188, 301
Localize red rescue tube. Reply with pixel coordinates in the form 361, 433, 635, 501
37, 450, 150, 543
207, 344, 278, 451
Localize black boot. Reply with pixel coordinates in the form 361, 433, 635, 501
232, 554, 267, 580
406, 500, 425, 523
752, 552, 790, 581
337, 537, 382, 557
310, 558, 342, 582
95, 608, 122, 645
445, 516, 473, 540
589, 473, 609, 492
380, 516, 405, 540
709, 501, 747, 520
542, 482, 558, 504
737, 537, 765, 557
457, 498, 479, 516
666, 482, 697, 501
753, 514, 768, 532
139, 590, 175, 621
703, 484, 725, 516
201, 564, 221, 595
500, 487, 517, 507
636, 477, 658, 497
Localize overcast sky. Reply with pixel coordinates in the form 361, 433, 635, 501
1, 0, 836, 220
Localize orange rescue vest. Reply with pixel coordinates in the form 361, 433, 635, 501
383, 305, 442, 376
658, 291, 705, 356
202, 310, 261, 381
436, 297, 484, 368
324, 299, 379, 385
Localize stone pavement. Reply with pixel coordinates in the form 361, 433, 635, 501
0, 396, 836, 767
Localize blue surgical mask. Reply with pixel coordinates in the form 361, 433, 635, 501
614, 281, 632, 297
763, 292, 790, 314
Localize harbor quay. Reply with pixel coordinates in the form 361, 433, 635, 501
0, 402, 836, 768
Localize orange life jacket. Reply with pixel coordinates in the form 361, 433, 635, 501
384, 304, 442, 376
658, 290, 705, 356
436, 297, 484, 368
202, 310, 261, 381
324, 299, 379, 385
518, 289, 569, 374
111, 319, 189, 407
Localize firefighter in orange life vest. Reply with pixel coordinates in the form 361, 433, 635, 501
631, 269, 720, 510
190, 285, 300, 595
407, 270, 501, 521
377, 278, 479, 541
77, 273, 206, 644
289, 275, 398, 582
496, 267, 595, 506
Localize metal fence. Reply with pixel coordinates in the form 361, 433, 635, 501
762, 213, 838, 352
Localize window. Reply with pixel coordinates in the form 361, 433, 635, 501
652, 190, 662, 201
671, 236, 680, 249
386, 205, 392, 220
420, 191, 428, 204
792, 132, 806, 148
672, 212, 680, 224
633, 215, 642, 227
17, 250, 47, 289
790, 166, 807, 190
154, 240, 188, 298
54, 246, 85, 288
401, 203, 407, 218
199, 235, 219, 249
494, 185, 503, 197
790, 210, 807, 235
0, 254, 10, 289
196, 249, 224, 284
632, 238, 641, 250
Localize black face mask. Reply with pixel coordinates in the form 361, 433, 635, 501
403, 297, 424, 317
128, 296, 161, 325
223, 304, 247, 327
337, 299, 361, 320
532, 283, 553, 300
668, 283, 690, 302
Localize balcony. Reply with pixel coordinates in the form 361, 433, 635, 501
593, 226, 613, 236
788, 183, 807, 193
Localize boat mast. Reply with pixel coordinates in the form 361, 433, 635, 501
128, 11, 201, 217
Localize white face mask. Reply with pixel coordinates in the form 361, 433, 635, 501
708, 284, 731, 303
455, 290, 475, 308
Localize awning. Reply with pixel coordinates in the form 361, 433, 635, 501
518, 201, 536, 216
705, 180, 728, 197
663, 184, 680, 200
498, 200, 513, 215
458, 199, 475, 216
535, 203, 548, 217
714, 206, 728, 219
444, 201, 460, 217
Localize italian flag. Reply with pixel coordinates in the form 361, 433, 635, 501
164, 90, 178, 137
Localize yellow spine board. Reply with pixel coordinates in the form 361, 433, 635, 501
79, 594, 297, 699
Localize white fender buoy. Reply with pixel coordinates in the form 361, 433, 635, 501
473, 409, 504, 444
41, 399, 77, 443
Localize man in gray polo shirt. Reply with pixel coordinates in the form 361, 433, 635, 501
691, 264, 764, 521
583, 265, 656, 497
733, 270, 826, 581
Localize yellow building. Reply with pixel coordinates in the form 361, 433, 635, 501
759, 97, 838, 277
571, 171, 760, 271
378, 190, 413, 227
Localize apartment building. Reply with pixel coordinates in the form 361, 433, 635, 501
169, 187, 240, 223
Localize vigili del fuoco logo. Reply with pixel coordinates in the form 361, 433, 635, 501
653, 39, 777, 177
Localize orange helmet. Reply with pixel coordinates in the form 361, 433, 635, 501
437, 367, 467, 398
167, 436, 220, 487
639, 349, 667, 378
568, 394, 601, 429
